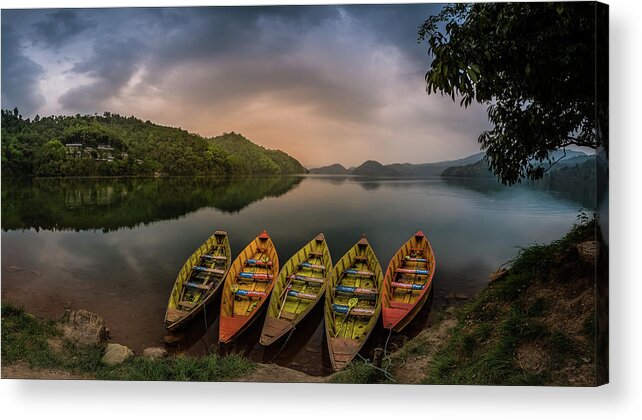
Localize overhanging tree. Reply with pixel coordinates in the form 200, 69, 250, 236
419, 2, 606, 185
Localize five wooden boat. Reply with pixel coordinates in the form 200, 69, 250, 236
382, 231, 435, 332
260, 233, 332, 346
164, 231, 231, 331
324, 235, 383, 371
219, 230, 279, 344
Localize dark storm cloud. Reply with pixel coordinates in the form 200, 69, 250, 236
59, 37, 144, 111
1, 21, 45, 114
345, 4, 442, 65
4, 5, 439, 117
49, 6, 354, 115
136, 5, 437, 123
142, 6, 343, 70
32, 9, 92, 48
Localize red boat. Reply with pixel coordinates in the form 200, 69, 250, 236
382, 231, 435, 332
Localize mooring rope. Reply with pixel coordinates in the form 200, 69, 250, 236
349, 327, 399, 383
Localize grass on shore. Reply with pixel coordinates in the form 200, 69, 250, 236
418, 215, 598, 385
329, 360, 389, 384
1, 304, 254, 381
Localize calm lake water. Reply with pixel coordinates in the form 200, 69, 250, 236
1, 175, 590, 375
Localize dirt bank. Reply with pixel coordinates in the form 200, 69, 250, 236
2, 362, 90, 380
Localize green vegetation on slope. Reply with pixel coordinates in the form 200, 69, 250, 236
417, 216, 598, 386
1, 108, 306, 177
441, 159, 495, 178
1, 304, 254, 381
441, 151, 590, 178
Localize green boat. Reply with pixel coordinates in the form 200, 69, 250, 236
325, 235, 383, 371
260, 233, 332, 346
164, 231, 231, 331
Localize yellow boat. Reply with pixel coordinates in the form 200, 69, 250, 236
165, 231, 231, 331
260, 233, 332, 346
219, 231, 279, 344
324, 235, 383, 371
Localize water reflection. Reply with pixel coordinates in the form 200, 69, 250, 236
2, 175, 590, 375
2, 176, 303, 232
442, 176, 595, 209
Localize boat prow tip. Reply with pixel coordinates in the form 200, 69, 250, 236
414, 230, 425, 238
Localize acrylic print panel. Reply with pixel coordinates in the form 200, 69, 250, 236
0, 2, 608, 386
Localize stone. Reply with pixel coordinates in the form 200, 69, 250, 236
59, 309, 107, 345
102, 343, 134, 365
577, 241, 599, 265
143, 347, 168, 359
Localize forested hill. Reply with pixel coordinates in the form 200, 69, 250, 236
1, 109, 307, 177
440, 150, 589, 178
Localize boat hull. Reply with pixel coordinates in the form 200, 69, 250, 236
382, 231, 435, 332
260, 233, 332, 346
324, 236, 383, 372
165, 231, 231, 331
219, 231, 279, 343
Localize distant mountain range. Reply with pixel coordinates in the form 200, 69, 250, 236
309, 152, 485, 177
309, 150, 592, 179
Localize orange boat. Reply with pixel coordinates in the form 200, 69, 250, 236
219, 231, 279, 344
382, 231, 435, 332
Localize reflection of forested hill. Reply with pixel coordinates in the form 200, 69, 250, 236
1, 176, 302, 232
441, 158, 596, 209
440, 152, 596, 209
535, 157, 596, 208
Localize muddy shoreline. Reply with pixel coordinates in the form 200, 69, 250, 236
1, 275, 475, 377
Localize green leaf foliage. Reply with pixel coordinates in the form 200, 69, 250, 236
419, 3, 605, 185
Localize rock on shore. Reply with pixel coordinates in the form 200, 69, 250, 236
59, 309, 107, 345
143, 347, 168, 360
102, 343, 134, 365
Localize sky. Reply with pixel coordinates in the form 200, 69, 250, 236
1, 5, 491, 167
